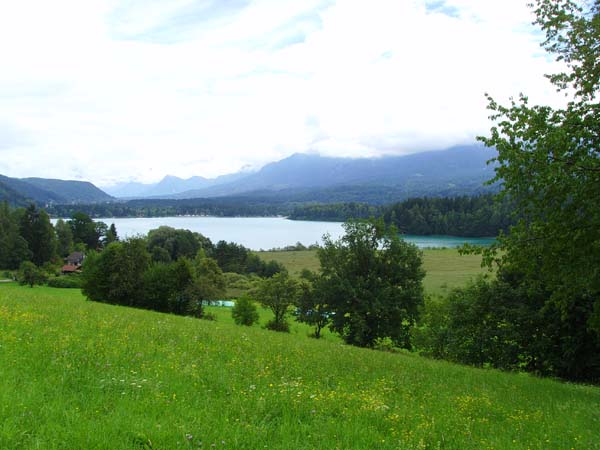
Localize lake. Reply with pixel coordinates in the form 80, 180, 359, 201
72, 216, 494, 250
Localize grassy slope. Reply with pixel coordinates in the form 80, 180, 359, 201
1, 284, 599, 449
258, 248, 489, 295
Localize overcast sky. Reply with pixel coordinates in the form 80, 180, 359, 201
0, 0, 563, 186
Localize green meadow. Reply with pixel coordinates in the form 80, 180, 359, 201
258, 248, 489, 295
1, 283, 599, 449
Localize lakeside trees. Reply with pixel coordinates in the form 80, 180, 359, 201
289, 194, 515, 237
147, 226, 208, 262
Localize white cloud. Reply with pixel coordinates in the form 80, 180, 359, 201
0, 0, 564, 186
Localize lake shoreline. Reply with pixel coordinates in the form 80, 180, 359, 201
51, 216, 495, 250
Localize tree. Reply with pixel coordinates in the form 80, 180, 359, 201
140, 260, 194, 313
69, 212, 102, 250
164, 258, 197, 315
213, 240, 249, 273
104, 223, 119, 246
294, 270, 331, 338
18, 261, 46, 288
478, 0, 600, 379
231, 294, 260, 326
256, 272, 300, 332
245, 253, 286, 278
184, 254, 226, 318
0, 202, 31, 269
18, 204, 56, 266
81, 238, 150, 306
318, 219, 424, 348
54, 219, 74, 257
147, 226, 209, 262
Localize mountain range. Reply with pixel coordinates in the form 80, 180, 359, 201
1, 145, 498, 206
106, 144, 498, 202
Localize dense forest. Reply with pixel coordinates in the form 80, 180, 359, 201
290, 194, 515, 237
382, 195, 514, 236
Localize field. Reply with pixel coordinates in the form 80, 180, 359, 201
1, 283, 599, 449
258, 248, 490, 295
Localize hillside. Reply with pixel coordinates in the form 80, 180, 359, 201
0, 174, 65, 205
23, 177, 113, 203
0, 283, 598, 449
0, 178, 31, 206
0, 175, 113, 205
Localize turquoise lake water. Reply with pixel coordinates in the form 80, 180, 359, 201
77, 216, 494, 251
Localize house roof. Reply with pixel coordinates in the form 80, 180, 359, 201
66, 252, 85, 263
61, 265, 80, 273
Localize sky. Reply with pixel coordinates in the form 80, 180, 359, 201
0, 0, 564, 187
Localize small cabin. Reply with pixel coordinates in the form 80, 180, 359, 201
65, 252, 85, 266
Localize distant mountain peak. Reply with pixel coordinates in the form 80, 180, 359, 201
161, 175, 182, 181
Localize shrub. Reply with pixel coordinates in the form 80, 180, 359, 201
47, 276, 82, 289
231, 295, 259, 326
201, 311, 217, 321
373, 336, 400, 353
18, 261, 47, 288
265, 319, 290, 333
223, 272, 252, 290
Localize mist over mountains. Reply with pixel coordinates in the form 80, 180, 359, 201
104, 172, 251, 198
1, 145, 497, 206
105, 145, 497, 201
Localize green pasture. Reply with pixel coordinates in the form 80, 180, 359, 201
258, 248, 490, 295
0, 283, 598, 449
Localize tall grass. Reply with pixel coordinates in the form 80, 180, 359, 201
1, 283, 598, 449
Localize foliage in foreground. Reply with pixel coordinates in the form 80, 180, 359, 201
474, 0, 600, 381
0, 284, 598, 449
